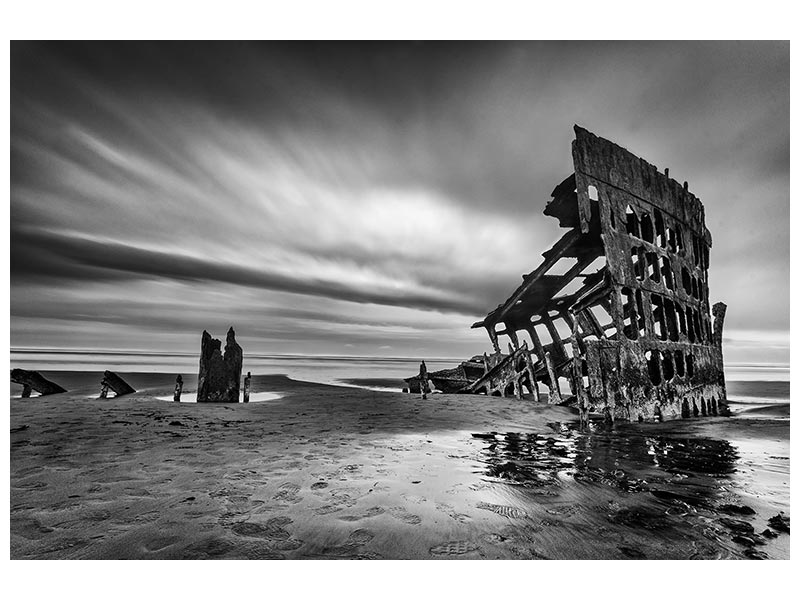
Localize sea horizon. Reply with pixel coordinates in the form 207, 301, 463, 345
10, 346, 790, 377
10, 348, 791, 405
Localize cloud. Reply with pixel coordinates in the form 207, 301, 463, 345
11, 227, 486, 315
10, 41, 789, 361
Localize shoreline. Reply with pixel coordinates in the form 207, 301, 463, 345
10, 374, 790, 559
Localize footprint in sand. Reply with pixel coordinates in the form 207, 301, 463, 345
312, 486, 363, 515
429, 541, 478, 556
476, 502, 527, 519
435, 502, 470, 523
310, 481, 328, 491
400, 493, 427, 505
183, 538, 236, 559
319, 528, 376, 557
338, 507, 385, 521
388, 507, 422, 525
347, 529, 375, 545
271, 538, 304, 551
314, 504, 344, 515
545, 505, 579, 517
237, 542, 286, 560
482, 532, 512, 545
273, 482, 301, 504
230, 516, 293, 540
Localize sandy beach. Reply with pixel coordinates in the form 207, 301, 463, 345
10, 373, 789, 560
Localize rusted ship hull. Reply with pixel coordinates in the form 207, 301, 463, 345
404, 357, 488, 394
407, 126, 728, 423
469, 126, 728, 422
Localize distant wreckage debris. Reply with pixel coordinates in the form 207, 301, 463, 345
174, 374, 184, 402
100, 370, 136, 398
10, 369, 67, 397
197, 327, 243, 403
406, 126, 728, 423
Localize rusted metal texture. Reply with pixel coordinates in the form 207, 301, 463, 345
471, 126, 728, 422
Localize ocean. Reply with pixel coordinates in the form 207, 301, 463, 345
10, 349, 789, 404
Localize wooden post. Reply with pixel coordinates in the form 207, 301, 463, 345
570, 320, 589, 427
508, 344, 522, 400
243, 372, 251, 403
542, 316, 566, 361
173, 374, 183, 402
506, 327, 520, 350
419, 361, 428, 400
521, 341, 538, 401
100, 371, 136, 397
525, 324, 547, 359
544, 352, 561, 404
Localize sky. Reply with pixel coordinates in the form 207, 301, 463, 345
10, 41, 789, 365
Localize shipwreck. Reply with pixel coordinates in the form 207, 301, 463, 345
10, 369, 67, 397
407, 126, 728, 423
197, 327, 243, 403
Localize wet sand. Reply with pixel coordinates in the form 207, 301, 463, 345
10, 374, 789, 559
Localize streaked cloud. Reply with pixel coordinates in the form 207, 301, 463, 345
10, 42, 789, 363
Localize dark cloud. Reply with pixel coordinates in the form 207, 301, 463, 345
11, 227, 485, 315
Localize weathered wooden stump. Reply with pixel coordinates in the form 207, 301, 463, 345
243, 371, 251, 403
174, 374, 183, 402
101, 371, 136, 397
197, 327, 242, 403
419, 361, 429, 399
10, 369, 67, 396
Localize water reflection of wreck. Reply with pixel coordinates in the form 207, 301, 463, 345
475, 427, 739, 489
407, 126, 728, 422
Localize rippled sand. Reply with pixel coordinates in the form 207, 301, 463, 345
10, 374, 789, 559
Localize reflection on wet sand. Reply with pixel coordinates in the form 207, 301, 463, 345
10, 373, 788, 560
473, 421, 788, 559
478, 422, 738, 488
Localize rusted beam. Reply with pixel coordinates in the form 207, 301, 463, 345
10, 369, 67, 396
101, 371, 136, 397
577, 310, 603, 340
505, 326, 520, 350
473, 228, 586, 329
542, 315, 567, 363
544, 351, 562, 404
570, 320, 589, 426
520, 341, 539, 401
486, 326, 501, 353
